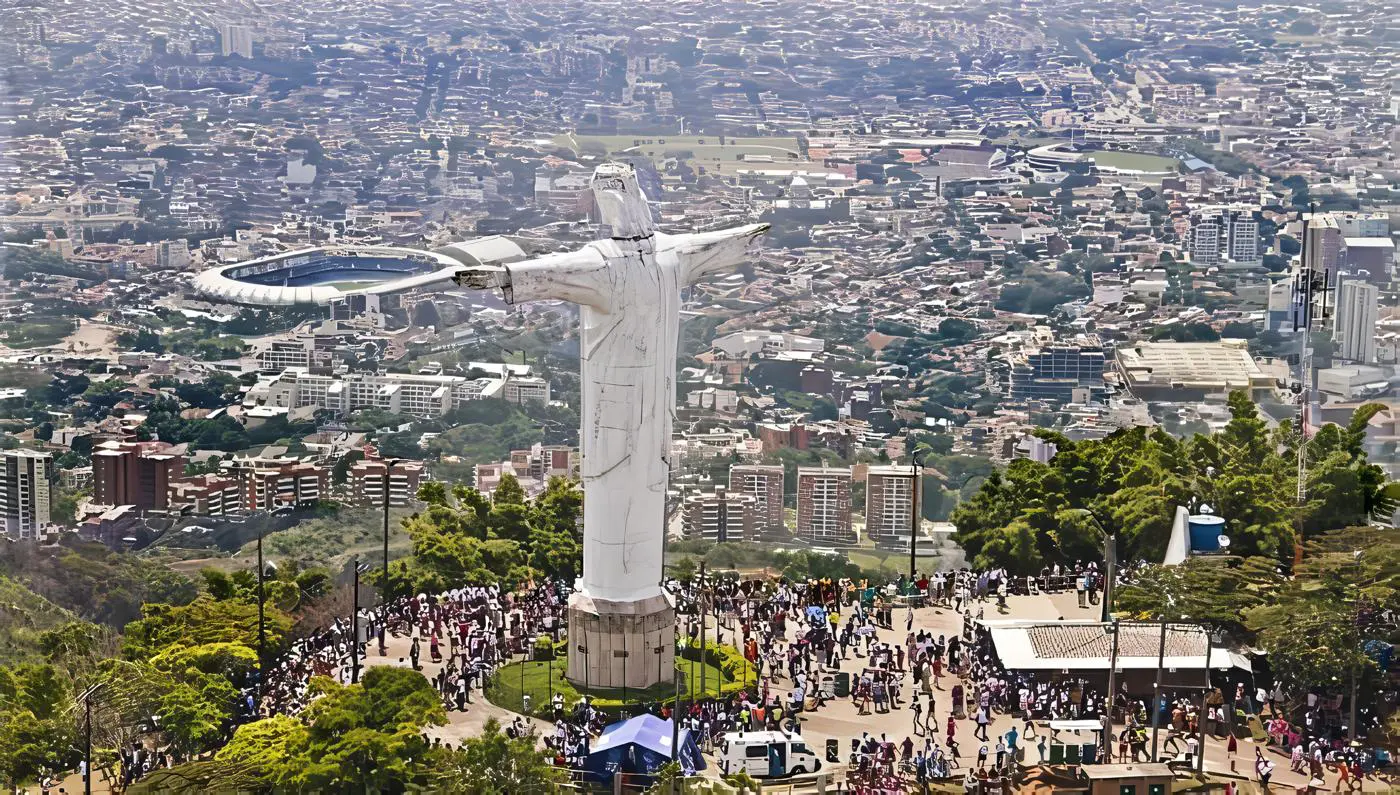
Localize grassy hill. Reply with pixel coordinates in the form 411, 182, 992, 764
0, 574, 77, 662
0, 537, 198, 630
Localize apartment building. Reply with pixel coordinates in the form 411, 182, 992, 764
728, 463, 785, 536
795, 465, 853, 543
0, 449, 53, 539
251, 369, 501, 419
502, 376, 551, 405
350, 459, 426, 507
91, 441, 185, 510
254, 339, 316, 373
865, 465, 916, 541
681, 486, 756, 543
1334, 280, 1379, 364
1007, 335, 1108, 403
1188, 205, 1261, 268
475, 445, 579, 497
234, 458, 329, 510
168, 475, 244, 515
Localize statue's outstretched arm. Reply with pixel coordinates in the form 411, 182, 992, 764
452, 246, 611, 310
674, 222, 770, 286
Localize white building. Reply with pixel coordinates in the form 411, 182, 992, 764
712, 331, 825, 360
1334, 280, 1379, 364
218, 23, 253, 58
795, 466, 853, 542
249, 369, 504, 418
502, 376, 551, 405
1332, 211, 1390, 239
1188, 205, 1261, 269
0, 449, 53, 540
864, 465, 915, 541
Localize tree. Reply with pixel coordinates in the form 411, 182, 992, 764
949, 393, 1373, 573
439, 716, 567, 793
1243, 526, 1397, 708
1114, 557, 1277, 635
417, 481, 448, 506
492, 472, 526, 506
151, 667, 451, 791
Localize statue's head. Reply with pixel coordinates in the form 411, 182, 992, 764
592, 163, 654, 239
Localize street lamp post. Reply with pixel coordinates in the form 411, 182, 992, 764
256, 529, 266, 712
351, 559, 365, 684
1067, 508, 1119, 758
909, 455, 921, 587
80, 683, 103, 795
379, 459, 400, 655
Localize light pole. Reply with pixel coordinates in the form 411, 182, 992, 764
1067, 508, 1116, 623
79, 683, 102, 795
1150, 621, 1169, 760
256, 529, 266, 712
1067, 507, 1119, 758
379, 458, 400, 656
351, 559, 367, 684
521, 635, 530, 713
909, 455, 921, 587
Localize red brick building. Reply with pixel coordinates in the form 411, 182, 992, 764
91, 441, 185, 510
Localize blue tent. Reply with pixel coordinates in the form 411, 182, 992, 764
584, 714, 706, 784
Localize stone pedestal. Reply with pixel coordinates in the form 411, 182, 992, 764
567, 590, 675, 692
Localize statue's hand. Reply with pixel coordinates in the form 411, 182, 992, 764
450, 266, 506, 290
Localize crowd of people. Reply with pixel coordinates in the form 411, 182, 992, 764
59, 555, 1391, 795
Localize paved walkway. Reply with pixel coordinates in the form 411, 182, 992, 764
40, 594, 1395, 793
666, 592, 1392, 792
358, 633, 555, 746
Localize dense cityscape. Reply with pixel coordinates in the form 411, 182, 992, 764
0, 0, 1396, 792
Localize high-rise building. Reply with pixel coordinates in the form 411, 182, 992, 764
91, 442, 185, 510
864, 465, 915, 541
795, 466, 853, 543
1007, 335, 1108, 403
1300, 212, 1342, 277
155, 239, 191, 269
681, 486, 756, 543
1188, 206, 1261, 268
1334, 280, 1378, 364
0, 450, 53, 539
1341, 238, 1394, 286
218, 23, 253, 58
351, 460, 426, 507
728, 463, 785, 536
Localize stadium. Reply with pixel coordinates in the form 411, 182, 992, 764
190, 238, 527, 306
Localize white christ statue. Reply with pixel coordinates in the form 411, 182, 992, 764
453, 163, 769, 610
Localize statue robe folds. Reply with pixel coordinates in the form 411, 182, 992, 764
459, 164, 767, 603
453, 163, 767, 688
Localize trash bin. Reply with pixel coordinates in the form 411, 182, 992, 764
834, 671, 850, 698
826, 738, 840, 763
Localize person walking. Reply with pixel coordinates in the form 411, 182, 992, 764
1255, 749, 1274, 789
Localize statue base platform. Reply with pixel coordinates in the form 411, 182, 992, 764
566, 591, 675, 692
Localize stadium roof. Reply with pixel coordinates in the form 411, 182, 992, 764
190, 241, 522, 306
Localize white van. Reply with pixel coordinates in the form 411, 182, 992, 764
717, 730, 823, 778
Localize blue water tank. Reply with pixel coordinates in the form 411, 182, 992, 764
1187, 514, 1226, 553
